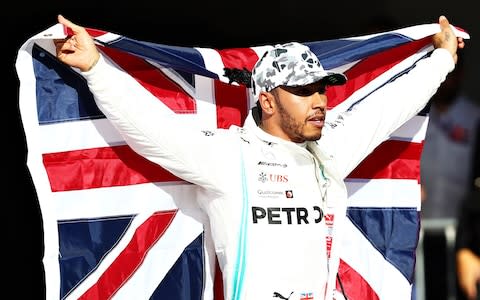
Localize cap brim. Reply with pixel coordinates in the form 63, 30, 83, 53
320, 73, 347, 86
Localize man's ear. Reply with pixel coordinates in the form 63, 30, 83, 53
258, 91, 275, 116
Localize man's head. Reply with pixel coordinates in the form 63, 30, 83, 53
250, 42, 346, 143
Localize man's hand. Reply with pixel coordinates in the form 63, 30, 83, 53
432, 15, 465, 64
54, 15, 100, 72
457, 248, 480, 300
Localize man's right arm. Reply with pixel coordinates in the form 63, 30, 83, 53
54, 15, 236, 191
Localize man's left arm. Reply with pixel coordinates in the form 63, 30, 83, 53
321, 48, 454, 178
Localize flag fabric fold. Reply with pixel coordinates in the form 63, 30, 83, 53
15, 21, 469, 300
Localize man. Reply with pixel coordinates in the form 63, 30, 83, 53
421, 53, 480, 220
419, 51, 480, 299
456, 185, 480, 300
456, 120, 480, 300
55, 15, 464, 300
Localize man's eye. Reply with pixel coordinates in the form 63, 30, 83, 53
281, 84, 326, 96
317, 86, 326, 94
296, 88, 313, 96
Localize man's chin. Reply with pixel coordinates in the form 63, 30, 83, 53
304, 133, 322, 142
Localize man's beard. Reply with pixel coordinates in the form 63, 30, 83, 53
276, 99, 322, 142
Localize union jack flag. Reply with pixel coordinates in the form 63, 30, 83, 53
15, 20, 469, 300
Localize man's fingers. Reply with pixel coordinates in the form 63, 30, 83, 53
57, 14, 83, 34
439, 15, 449, 28
438, 15, 452, 34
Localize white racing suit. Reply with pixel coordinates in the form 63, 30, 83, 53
81, 48, 454, 300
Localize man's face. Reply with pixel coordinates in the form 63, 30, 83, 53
270, 81, 327, 143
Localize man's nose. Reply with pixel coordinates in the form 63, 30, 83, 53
311, 93, 327, 110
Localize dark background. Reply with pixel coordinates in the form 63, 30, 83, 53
5, 1, 478, 298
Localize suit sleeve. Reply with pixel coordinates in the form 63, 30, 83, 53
81, 54, 239, 192
320, 48, 455, 178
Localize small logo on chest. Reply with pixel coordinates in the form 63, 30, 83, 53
258, 172, 289, 183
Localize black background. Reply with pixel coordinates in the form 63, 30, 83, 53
5, 1, 478, 298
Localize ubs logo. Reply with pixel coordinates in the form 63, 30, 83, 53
258, 172, 289, 183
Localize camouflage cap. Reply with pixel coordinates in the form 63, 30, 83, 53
251, 42, 346, 98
